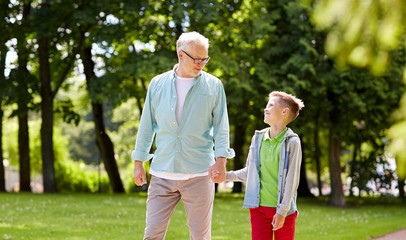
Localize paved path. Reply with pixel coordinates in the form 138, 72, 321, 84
371, 228, 406, 240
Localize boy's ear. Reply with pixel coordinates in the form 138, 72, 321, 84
282, 108, 290, 115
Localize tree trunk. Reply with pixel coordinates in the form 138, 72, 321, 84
0, 20, 6, 191
399, 178, 405, 199
327, 128, 346, 207
81, 46, 124, 193
18, 115, 31, 191
297, 139, 314, 197
232, 123, 246, 193
0, 108, 5, 192
92, 102, 125, 193
13, 0, 32, 192
314, 115, 322, 196
39, 36, 57, 193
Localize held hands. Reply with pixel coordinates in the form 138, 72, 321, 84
272, 213, 286, 231
208, 157, 227, 183
133, 161, 147, 186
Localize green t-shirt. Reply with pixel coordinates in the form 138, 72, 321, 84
259, 128, 287, 207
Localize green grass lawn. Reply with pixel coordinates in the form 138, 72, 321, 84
0, 193, 405, 240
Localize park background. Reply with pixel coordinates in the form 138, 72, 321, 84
1, 0, 406, 239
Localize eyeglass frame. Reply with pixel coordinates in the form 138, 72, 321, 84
181, 50, 210, 64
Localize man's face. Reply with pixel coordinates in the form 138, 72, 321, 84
178, 43, 209, 78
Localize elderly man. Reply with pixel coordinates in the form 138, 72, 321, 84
132, 31, 234, 240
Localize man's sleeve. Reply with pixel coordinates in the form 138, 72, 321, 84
131, 82, 156, 162
212, 82, 235, 159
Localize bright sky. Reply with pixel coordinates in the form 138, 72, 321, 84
4, 39, 17, 77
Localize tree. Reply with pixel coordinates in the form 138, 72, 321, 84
81, 45, 124, 193
0, 106, 4, 192
309, 0, 406, 198
10, 0, 35, 192
0, 0, 11, 192
32, 0, 85, 192
73, 0, 149, 193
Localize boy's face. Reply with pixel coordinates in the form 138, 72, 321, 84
264, 97, 286, 125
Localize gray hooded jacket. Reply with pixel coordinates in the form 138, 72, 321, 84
226, 127, 302, 216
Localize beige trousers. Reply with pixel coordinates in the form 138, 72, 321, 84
143, 175, 215, 240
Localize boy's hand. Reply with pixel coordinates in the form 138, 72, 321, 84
272, 213, 286, 231
208, 157, 227, 183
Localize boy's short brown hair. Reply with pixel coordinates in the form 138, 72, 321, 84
269, 91, 304, 123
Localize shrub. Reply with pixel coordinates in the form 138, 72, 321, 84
55, 159, 111, 193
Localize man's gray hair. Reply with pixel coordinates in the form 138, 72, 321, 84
176, 31, 209, 52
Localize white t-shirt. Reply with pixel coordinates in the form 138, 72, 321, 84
174, 76, 194, 124
150, 75, 208, 180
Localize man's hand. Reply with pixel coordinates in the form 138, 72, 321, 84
133, 161, 147, 186
272, 213, 286, 231
208, 157, 227, 183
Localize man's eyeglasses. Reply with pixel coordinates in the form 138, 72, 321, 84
181, 50, 210, 64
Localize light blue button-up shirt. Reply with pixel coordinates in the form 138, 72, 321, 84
131, 66, 235, 174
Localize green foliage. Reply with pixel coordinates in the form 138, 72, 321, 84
348, 141, 396, 196
310, 0, 406, 75
58, 96, 140, 167
308, 0, 406, 183
2, 120, 18, 167
57, 80, 100, 165
3, 118, 69, 175
31, 121, 70, 175
55, 159, 111, 193
388, 77, 406, 179
108, 98, 140, 168
7, 69, 38, 115
54, 99, 80, 126
3, 0, 406, 197
60, 120, 100, 165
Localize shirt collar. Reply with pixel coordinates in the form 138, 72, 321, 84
172, 64, 202, 80
264, 128, 287, 143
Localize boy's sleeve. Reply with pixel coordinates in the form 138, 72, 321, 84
277, 138, 302, 216
226, 135, 255, 182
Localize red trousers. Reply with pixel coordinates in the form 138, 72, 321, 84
250, 206, 298, 240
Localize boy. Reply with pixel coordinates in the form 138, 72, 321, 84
224, 91, 304, 240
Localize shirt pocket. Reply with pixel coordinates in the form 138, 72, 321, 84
189, 94, 215, 117
198, 93, 214, 107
